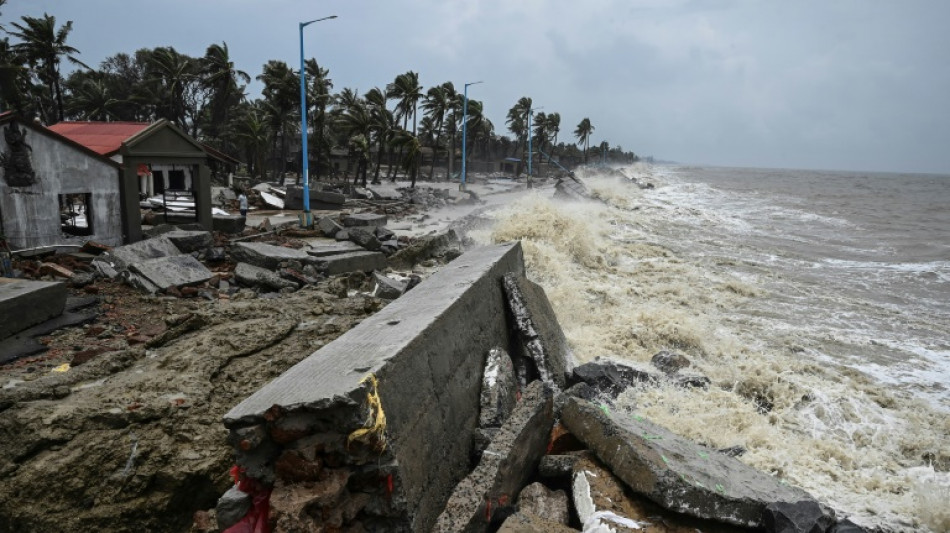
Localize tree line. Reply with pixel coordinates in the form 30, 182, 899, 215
0, 5, 640, 187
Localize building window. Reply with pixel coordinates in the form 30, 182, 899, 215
59, 193, 93, 236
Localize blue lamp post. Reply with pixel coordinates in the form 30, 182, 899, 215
460, 80, 482, 191
299, 15, 336, 227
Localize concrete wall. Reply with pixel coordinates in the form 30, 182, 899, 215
0, 128, 123, 249
223, 242, 525, 532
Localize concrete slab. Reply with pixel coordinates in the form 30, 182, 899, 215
433, 380, 555, 532
234, 262, 299, 292
317, 216, 343, 238
311, 251, 387, 275
212, 215, 246, 234
107, 236, 181, 270
342, 213, 387, 227
284, 187, 346, 211
231, 242, 313, 270
163, 230, 213, 253
503, 274, 573, 389
561, 397, 814, 528
129, 255, 213, 292
373, 272, 407, 300
0, 278, 67, 340
479, 347, 518, 428
224, 242, 524, 532
306, 241, 363, 257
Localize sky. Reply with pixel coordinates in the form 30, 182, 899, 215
4, 0, 949, 174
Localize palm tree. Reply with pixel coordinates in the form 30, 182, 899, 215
64, 73, 118, 121
387, 71, 422, 134
305, 59, 333, 180
258, 60, 298, 179
337, 99, 372, 187
7, 13, 88, 123
532, 111, 548, 172
228, 103, 270, 180
200, 42, 249, 146
506, 97, 532, 174
364, 87, 394, 184
391, 129, 422, 188
546, 112, 561, 167
144, 47, 197, 129
0, 36, 31, 115
421, 83, 451, 179
574, 117, 594, 163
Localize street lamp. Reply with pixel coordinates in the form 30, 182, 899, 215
460, 80, 482, 191
299, 15, 337, 227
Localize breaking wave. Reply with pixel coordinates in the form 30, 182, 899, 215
477, 165, 950, 532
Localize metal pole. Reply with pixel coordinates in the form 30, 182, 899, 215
299, 15, 336, 227
461, 80, 482, 191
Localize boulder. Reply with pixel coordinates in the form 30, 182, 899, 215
479, 347, 519, 428
571, 358, 658, 398
129, 255, 213, 292
434, 381, 555, 532
163, 230, 214, 253
561, 397, 815, 528
234, 262, 299, 292
502, 273, 573, 389
761, 501, 836, 533
231, 242, 313, 270
348, 227, 382, 251
342, 213, 387, 228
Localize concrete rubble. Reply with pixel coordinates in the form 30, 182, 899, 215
503, 273, 573, 389
0, 278, 67, 340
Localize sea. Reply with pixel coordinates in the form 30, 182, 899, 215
473, 164, 950, 532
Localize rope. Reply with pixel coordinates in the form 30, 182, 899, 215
347, 374, 387, 452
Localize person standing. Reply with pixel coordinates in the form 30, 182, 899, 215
238, 190, 248, 217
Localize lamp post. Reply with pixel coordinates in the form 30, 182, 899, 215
460, 80, 482, 191
299, 15, 337, 227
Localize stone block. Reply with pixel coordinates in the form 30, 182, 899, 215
307, 241, 364, 257
312, 251, 387, 276
0, 279, 67, 340
317, 216, 343, 238
231, 242, 313, 270
562, 397, 814, 528
373, 272, 408, 300
343, 213, 388, 227
375, 226, 396, 241
503, 273, 573, 389
433, 380, 555, 532
479, 347, 518, 428
100, 235, 181, 273
129, 255, 213, 292
213, 214, 246, 234
163, 230, 214, 253
348, 227, 382, 251
224, 242, 525, 532
234, 262, 299, 292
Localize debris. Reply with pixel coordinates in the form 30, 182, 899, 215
761, 500, 836, 533
231, 242, 314, 270
651, 350, 691, 374
129, 255, 213, 293
342, 213, 388, 228
503, 273, 573, 389
516, 482, 571, 525
311, 251, 387, 276
372, 272, 408, 300
347, 227, 382, 251
234, 262, 299, 292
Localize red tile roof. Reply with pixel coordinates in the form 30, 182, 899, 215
46, 121, 151, 156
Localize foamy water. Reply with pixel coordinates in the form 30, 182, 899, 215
472, 165, 950, 532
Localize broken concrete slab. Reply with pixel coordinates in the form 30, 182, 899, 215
0, 295, 98, 364
433, 380, 555, 532
163, 230, 214, 253
503, 273, 573, 389
561, 397, 814, 528
234, 262, 299, 292
387, 229, 462, 269
761, 500, 836, 533
479, 347, 518, 428
516, 482, 570, 526
0, 278, 67, 341
231, 242, 314, 270
223, 242, 525, 532
317, 216, 343, 238
306, 241, 363, 257
373, 272, 407, 300
130, 255, 213, 292
348, 227, 382, 251
93, 236, 181, 276
212, 214, 246, 234
284, 187, 346, 211
375, 226, 396, 241
342, 213, 387, 228
311, 251, 387, 276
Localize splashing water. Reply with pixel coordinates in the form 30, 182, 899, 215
476, 165, 950, 532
